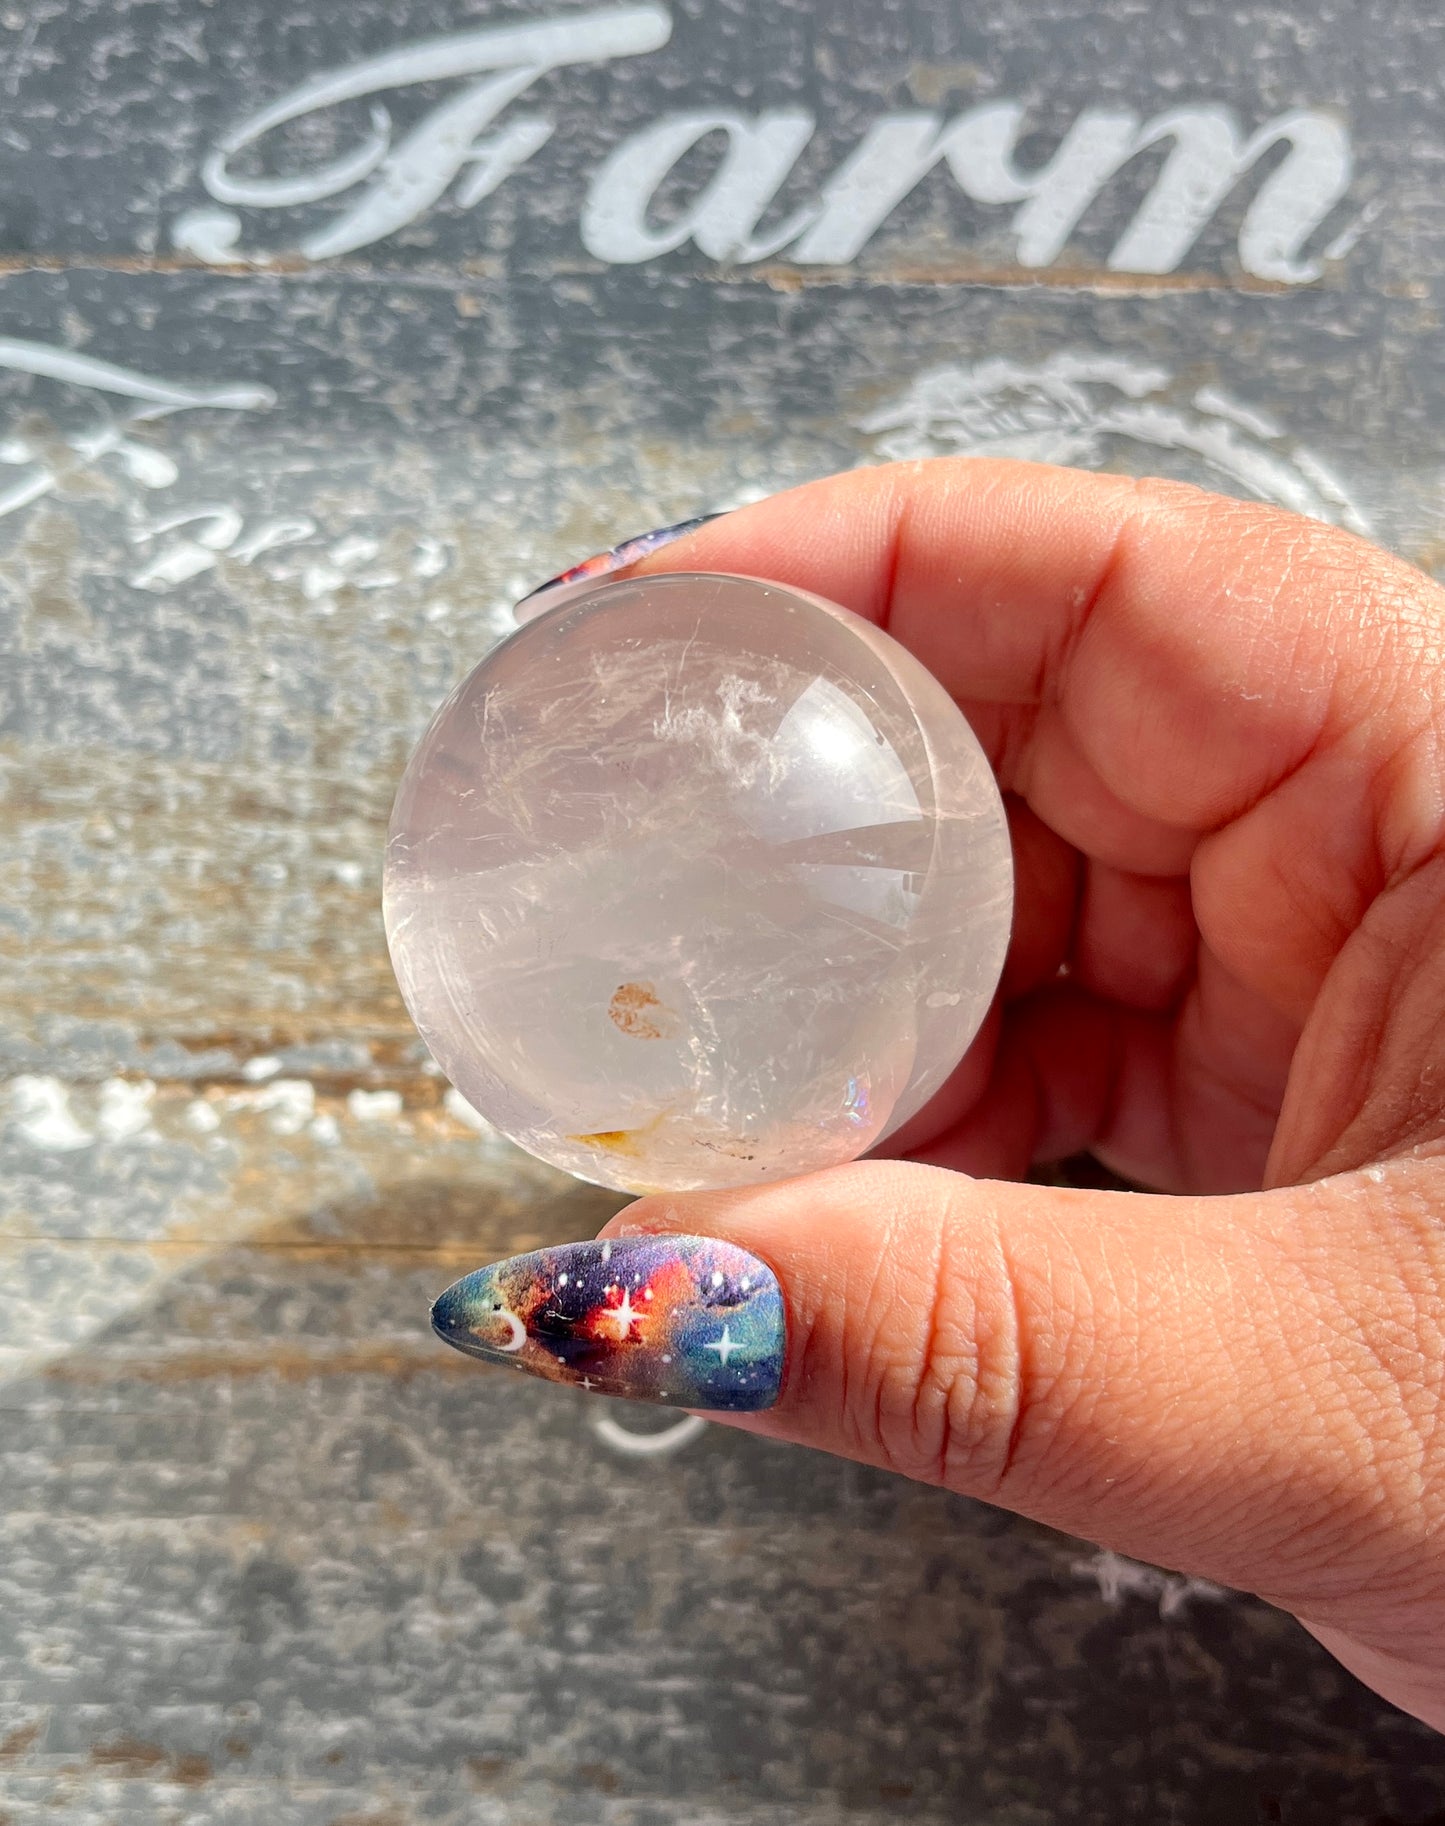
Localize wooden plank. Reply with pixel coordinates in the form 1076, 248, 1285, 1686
2, 0, 1445, 1819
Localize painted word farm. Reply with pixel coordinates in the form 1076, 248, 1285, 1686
173, 4, 1360, 283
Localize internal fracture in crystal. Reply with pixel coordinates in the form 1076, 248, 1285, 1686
384, 572, 1013, 1193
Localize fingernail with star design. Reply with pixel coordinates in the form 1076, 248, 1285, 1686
430, 1234, 785, 1412
513, 512, 726, 623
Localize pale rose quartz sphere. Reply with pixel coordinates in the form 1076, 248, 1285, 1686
384, 573, 1013, 1193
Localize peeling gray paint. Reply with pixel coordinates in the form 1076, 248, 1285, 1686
3, 0, 1445, 1819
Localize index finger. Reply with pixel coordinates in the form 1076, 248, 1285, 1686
634, 462, 1417, 828
626, 459, 1445, 1015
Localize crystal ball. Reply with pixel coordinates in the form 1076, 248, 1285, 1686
384, 573, 1013, 1193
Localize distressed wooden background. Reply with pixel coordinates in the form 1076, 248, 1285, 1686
3, 0, 1445, 1821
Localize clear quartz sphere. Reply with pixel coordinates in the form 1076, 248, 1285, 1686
384, 573, 1013, 1193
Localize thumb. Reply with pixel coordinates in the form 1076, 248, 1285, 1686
603, 1154, 1445, 1728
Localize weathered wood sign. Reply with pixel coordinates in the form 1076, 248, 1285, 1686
1, 0, 1443, 1820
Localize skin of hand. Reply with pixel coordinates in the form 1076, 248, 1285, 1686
596, 458, 1445, 1734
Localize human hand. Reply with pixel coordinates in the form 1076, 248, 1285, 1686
598, 460, 1445, 1732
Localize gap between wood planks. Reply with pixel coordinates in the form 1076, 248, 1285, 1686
0, 249, 1304, 295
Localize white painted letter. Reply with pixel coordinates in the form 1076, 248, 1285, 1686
787, 114, 951, 265
581, 109, 816, 262
201, 6, 671, 256
943, 100, 1352, 279
942, 102, 1145, 265
1108, 106, 1352, 280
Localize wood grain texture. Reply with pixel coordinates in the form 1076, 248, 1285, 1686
2, 0, 1445, 1819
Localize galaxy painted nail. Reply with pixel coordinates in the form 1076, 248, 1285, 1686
430, 1234, 784, 1412
514, 513, 725, 623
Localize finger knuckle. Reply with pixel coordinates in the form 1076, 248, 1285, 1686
846, 1179, 1056, 1495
